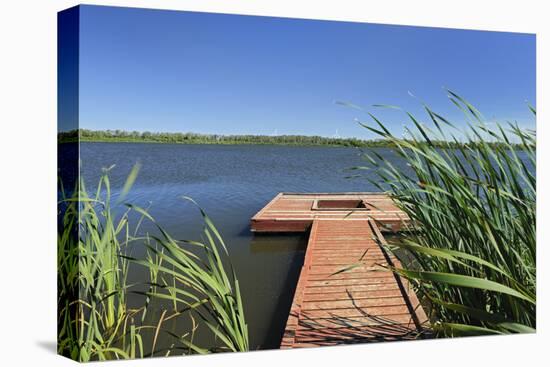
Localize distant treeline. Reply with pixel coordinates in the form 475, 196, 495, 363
58, 129, 527, 149
60, 129, 376, 147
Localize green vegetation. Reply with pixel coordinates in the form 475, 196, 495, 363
354, 91, 536, 336
58, 128, 524, 149
59, 129, 368, 147
57, 166, 248, 361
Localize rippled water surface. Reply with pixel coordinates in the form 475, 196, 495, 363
79, 142, 405, 349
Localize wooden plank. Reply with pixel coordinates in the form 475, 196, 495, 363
300, 305, 413, 319
302, 289, 402, 301
294, 327, 422, 343
303, 283, 402, 294
305, 275, 397, 287
307, 274, 394, 283
300, 297, 407, 311
297, 313, 415, 328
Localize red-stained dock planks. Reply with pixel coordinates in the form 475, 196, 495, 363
251, 193, 410, 233
250, 193, 429, 348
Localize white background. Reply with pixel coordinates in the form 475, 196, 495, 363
0, 0, 547, 365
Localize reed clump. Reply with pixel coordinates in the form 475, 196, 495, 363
57, 165, 248, 361
351, 91, 535, 335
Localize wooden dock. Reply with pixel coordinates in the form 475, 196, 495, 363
251, 193, 429, 348
251, 193, 410, 233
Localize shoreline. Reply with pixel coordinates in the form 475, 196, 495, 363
58, 137, 529, 150
59, 138, 374, 148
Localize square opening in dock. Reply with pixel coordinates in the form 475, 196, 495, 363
312, 199, 370, 211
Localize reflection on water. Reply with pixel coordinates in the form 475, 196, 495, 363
250, 233, 308, 254
79, 142, 404, 350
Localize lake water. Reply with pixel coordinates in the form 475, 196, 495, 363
78, 142, 406, 350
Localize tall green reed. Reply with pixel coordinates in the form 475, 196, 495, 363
126, 197, 249, 354
347, 91, 535, 335
57, 165, 248, 361
58, 166, 141, 361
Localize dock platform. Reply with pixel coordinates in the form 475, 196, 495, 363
250, 193, 429, 348
251, 193, 410, 233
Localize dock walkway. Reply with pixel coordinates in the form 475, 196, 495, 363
251, 193, 429, 348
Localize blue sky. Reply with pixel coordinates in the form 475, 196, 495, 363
74, 5, 536, 139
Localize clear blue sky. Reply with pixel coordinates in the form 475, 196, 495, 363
74, 5, 536, 139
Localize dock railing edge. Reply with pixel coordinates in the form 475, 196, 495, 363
369, 221, 430, 331
280, 191, 391, 196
